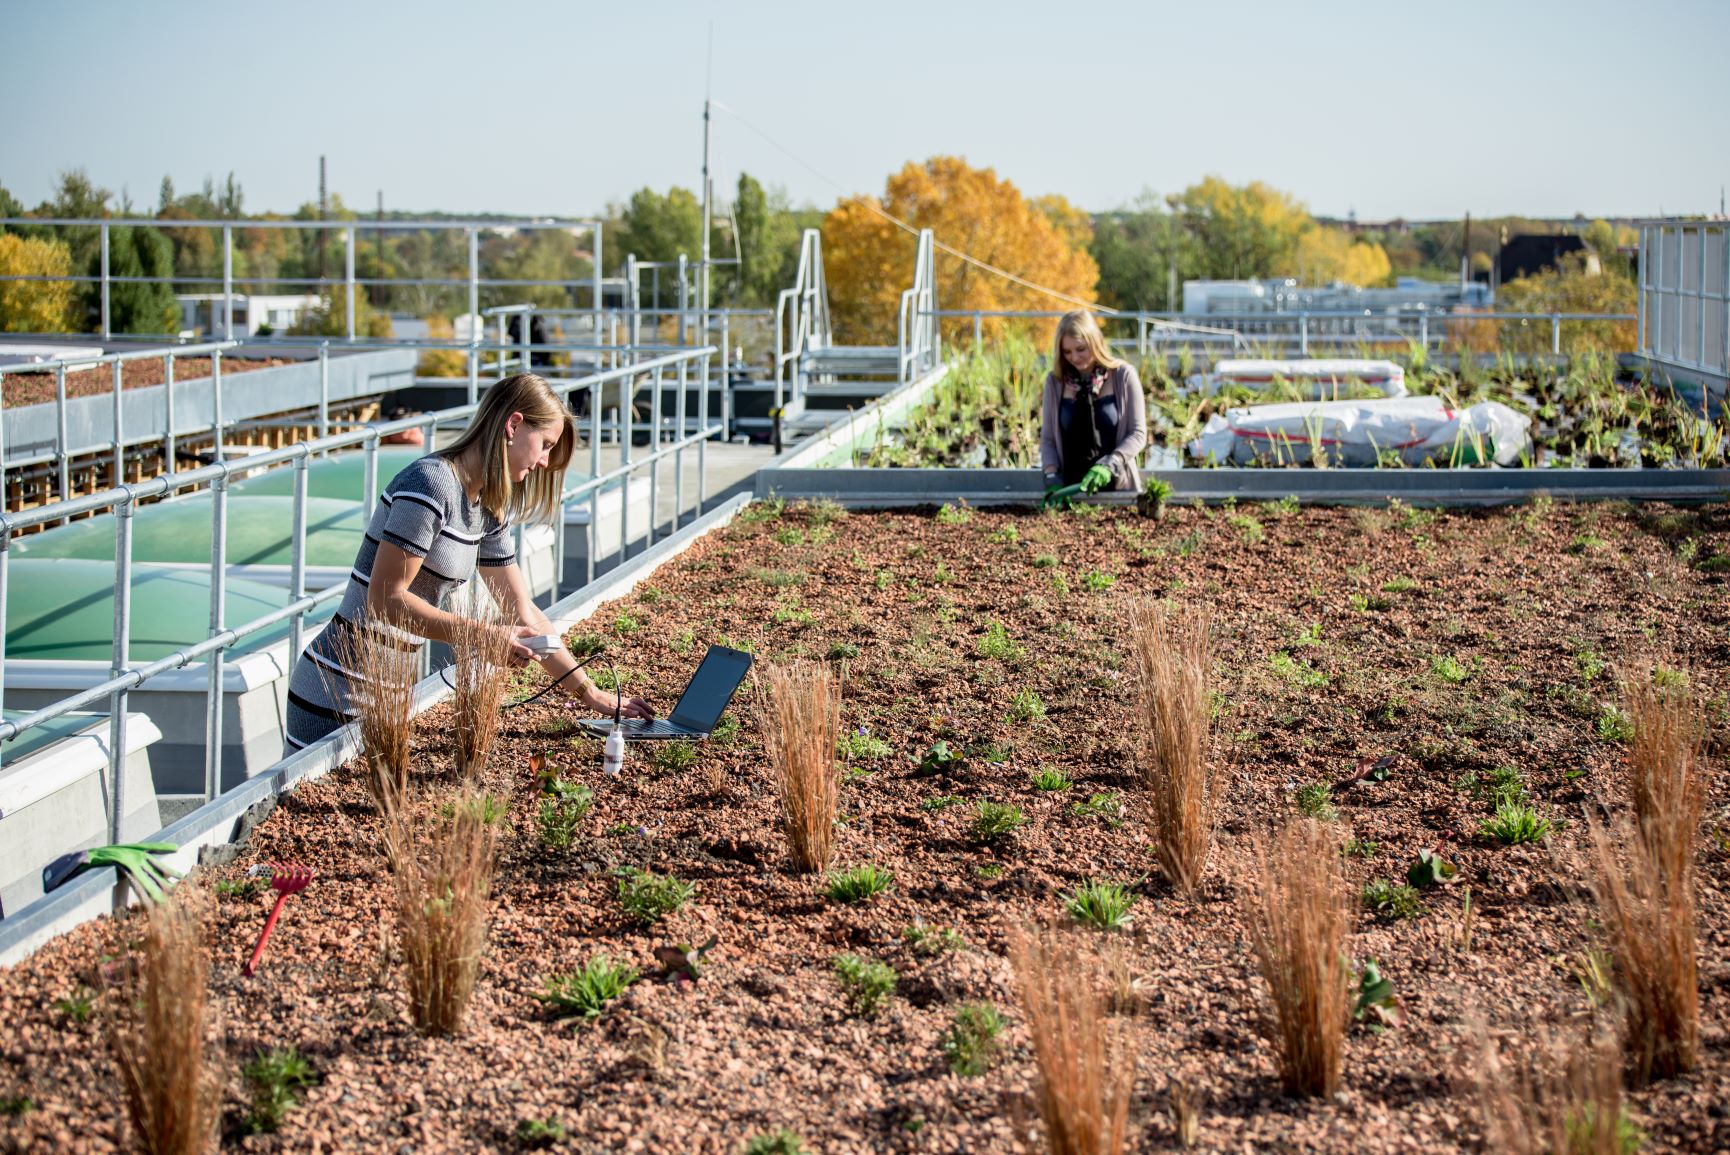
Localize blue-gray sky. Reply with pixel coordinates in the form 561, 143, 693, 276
3, 0, 1725, 221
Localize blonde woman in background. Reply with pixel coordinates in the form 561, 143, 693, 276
1039, 310, 1148, 499
284, 373, 652, 752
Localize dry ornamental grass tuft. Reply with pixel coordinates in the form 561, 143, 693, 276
1477, 1023, 1638, 1155
380, 790, 500, 1036
327, 615, 421, 811
1242, 820, 1352, 1098
1127, 600, 1215, 892
762, 661, 842, 873
1006, 922, 1133, 1155
105, 888, 222, 1155
1623, 669, 1707, 885
445, 584, 514, 783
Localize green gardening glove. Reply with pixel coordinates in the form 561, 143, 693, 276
1041, 481, 1085, 511
86, 842, 184, 904
1080, 464, 1113, 494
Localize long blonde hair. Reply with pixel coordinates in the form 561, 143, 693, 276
1052, 310, 1122, 379
437, 373, 576, 527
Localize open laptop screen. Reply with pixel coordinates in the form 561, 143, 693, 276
667, 646, 753, 732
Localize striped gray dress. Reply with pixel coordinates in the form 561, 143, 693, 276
284, 454, 515, 750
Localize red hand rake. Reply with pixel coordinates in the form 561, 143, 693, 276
242, 864, 313, 977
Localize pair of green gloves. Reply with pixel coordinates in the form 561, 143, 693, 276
1042, 464, 1112, 509
86, 842, 184, 904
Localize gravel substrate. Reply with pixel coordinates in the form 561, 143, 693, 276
2, 498, 1727, 1153
1, 357, 296, 408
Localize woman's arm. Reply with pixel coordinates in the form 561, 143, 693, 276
479, 562, 654, 719
1107, 364, 1149, 486
1038, 372, 1063, 484
367, 541, 528, 656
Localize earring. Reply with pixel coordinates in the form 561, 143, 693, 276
506, 437, 514, 446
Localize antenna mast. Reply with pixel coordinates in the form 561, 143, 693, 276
700, 24, 714, 367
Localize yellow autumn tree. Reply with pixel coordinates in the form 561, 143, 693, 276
0, 234, 78, 333
1292, 227, 1393, 287
823, 157, 1099, 346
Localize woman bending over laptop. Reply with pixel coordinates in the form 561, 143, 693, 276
283, 373, 653, 753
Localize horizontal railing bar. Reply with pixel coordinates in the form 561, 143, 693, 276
0, 216, 601, 232
0, 347, 717, 534
562, 422, 725, 501
923, 308, 1641, 322
0, 341, 239, 375
0, 585, 343, 744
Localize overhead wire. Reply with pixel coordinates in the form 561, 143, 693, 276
710, 100, 1119, 316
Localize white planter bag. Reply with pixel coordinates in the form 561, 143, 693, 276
1187, 395, 1531, 467
1189, 359, 1407, 399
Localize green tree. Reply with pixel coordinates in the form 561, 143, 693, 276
1495, 254, 1635, 353
481, 229, 592, 311
1168, 176, 1308, 281
286, 283, 393, 339
104, 226, 179, 334
1090, 194, 1194, 312
731, 173, 803, 307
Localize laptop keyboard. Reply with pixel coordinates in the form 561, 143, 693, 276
628, 718, 687, 737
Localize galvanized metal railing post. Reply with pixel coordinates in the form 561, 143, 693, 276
620, 374, 633, 562
108, 491, 135, 842
212, 349, 224, 463
0, 526, 9, 768
345, 226, 357, 340
99, 223, 110, 340
363, 430, 379, 514
164, 353, 177, 473
55, 364, 70, 503
1299, 313, 1309, 356
719, 312, 730, 437
974, 311, 983, 352
318, 341, 330, 440
697, 349, 711, 516
674, 356, 686, 530
204, 474, 228, 800
588, 379, 600, 585
289, 452, 309, 661
467, 227, 480, 403
1419, 314, 1429, 353
519, 308, 532, 376
647, 365, 662, 548
111, 358, 124, 488
222, 225, 234, 340
1552, 313, 1561, 356
591, 222, 603, 367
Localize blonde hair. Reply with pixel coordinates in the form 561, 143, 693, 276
436, 373, 576, 527
1052, 310, 1122, 378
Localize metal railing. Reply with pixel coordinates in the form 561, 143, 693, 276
929, 308, 1640, 358
774, 229, 833, 411
897, 230, 940, 384
0, 345, 719, 841
1639, 220, 1730, 380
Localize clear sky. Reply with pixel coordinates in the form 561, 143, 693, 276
2, 0, 1725, 222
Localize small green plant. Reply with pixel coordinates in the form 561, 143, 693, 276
240, 1046, 317, 1134
1575, 646, 1607, 681
942, 1003, 1006, 1076
516, 1117, 568, 1148
773, 526, 806, 546
931, 561, 955, 584
739, 494, 786, 523
711, 713, 740, 744
51, 985, 93, 1023
1569, 533, 1607, 554
874, 569, 893, 590
1032, 553, 1058, 568
903, 922, 965, 955
616, 867, 695, 925
839, 728, 892, 761
1406, 848, 1457, 888
1381, 576, 1417, 593
1270, 650, 1328, 688
1651, 664, 1688, 689
535, 955, 640, 1019
828, 641, 861, 660
977, 621, 1024, 662
990, 524, 1020, 545
1007, 688, 1047, 723
214, 877, 262, 900
0, 1096, 33, 1116
1295, 782, 1337, 821
915, 739, 965, 776
1080, 569, 1115, 592
741, 1128, 808, 1155
1291, 622, 1322, 648
773, 602, 815, 627
566, 632, 606, 657
1065, 879, 1137, 930
1048, 570, 1071, 596
538, 789, 593, 852
1031, 766, 1072, 791
936, 502, 972, 525
970, 800, 1025, 844
749, 567, 804, 588
651, 741, 699, 773
826, 864, 894, 903
1461, 765, 1529, 806
833, 953, 897, 1016
1344, 838, 1378, 858
637, 583, 663, 604
973, 862, 1004, 880
1227, 512, 1265, 544
1362, 878, 1424, 921
612, 612, 641, 635
1352, 959, 1406, 1030
1071, 791, 1123, 822
921, 794, 963, 811
1596, 705, 1635, 741
1263, 494, 1300, 518
1479, 800, 1553, 845
1430, 653, 1469, 684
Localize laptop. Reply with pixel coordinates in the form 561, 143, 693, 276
575, 644, 753, 741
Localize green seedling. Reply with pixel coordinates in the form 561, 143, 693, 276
920, 794, 963, 812
616, 867, 695, 925
1295, 782, 1337, 821
742, 1129, 808, 1155
936, 503, 972, 525
1071, 791, 1123, 823
828, 642, 861, 660
1362, 878, 1424, 921
825, 864, 894, 904
215, 877, 263, 900
977, 621, 1024, 661
1080, 569, 1115, 592
0, 1097, 33, 1116
1479, 800, 1553, 845
1007, 688, 1047, 723
914, 740, 965, 777
535, 955, 639, 1020
839, 729, 892, 761
1031, 766, 1072, 791
53, 989, 95, 1024
612, 613, 641, 635
1406, 848, 1457, 889
1596, 705, 1635, 742
516, 1118, 568, 1148
1352, 959, 1406, 1030
538, 792, 592, 852
651, 741, 698, 772
1065, 879, 1137, 930
833, 953, 897, 1016
1431, 654, 1469, 684
240, 1046, 318, 1135
970, 801, 1024, 844
903, 921, 965, 956
1270, 651, 1328, 688
943, 1003, 1006, 1076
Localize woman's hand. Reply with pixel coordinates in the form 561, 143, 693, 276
501, 625, 539, 667
582, 684, 655, 720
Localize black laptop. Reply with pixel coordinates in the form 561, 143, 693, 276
576, 645, 753, 741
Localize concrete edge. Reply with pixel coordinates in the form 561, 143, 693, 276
0, 492, 753, 967
755, 366, 951, 486
751, 467, 1730, 508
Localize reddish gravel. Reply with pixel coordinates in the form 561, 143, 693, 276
1, 499, 1727, 1153
1, 357, 297, 409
